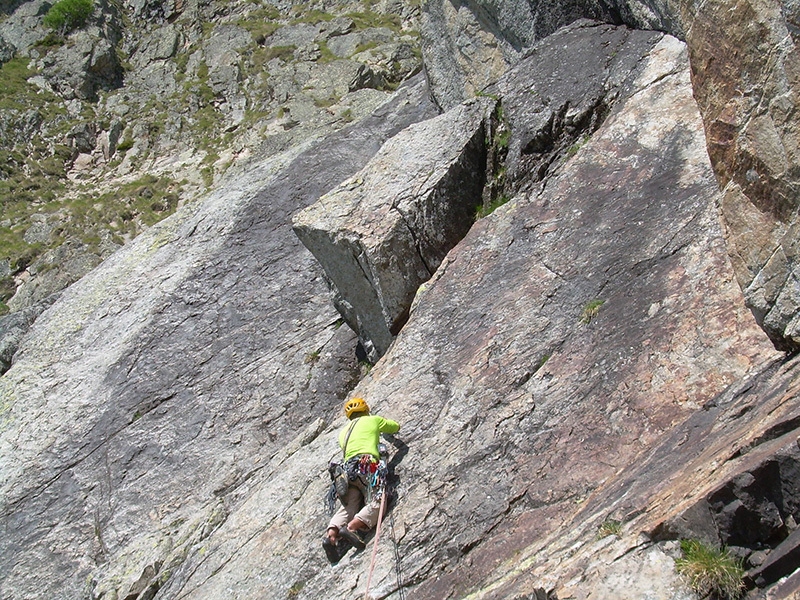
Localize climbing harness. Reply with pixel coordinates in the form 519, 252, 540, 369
324, 430, 406, 597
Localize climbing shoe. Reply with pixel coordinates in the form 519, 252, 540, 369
338, 527, 366, 551
323, 537, 341, 564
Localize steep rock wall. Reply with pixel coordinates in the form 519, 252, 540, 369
680, 0, 800, 351
0, 76, 437, 600
3, 9, 800, 600
420, 0, 683, 109
344, 31, 784, 600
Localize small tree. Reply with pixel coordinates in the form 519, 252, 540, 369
43, 0, 94, 35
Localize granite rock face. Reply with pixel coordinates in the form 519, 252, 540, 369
491, 20, 665, 193
0, 76, 437, 600
3, 7, 800, 600
679, 0, 800, 351
292, 96, 493, 362
344, 32, 782, 600
420, 0, 684, 109
420, 0, 800, 353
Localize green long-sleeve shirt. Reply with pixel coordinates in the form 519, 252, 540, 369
339, 414, 400, 460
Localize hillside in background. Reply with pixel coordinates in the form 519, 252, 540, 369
0, 0, 421, 322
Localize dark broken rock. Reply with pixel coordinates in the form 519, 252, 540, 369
493, 20, 665, 193
292, 96, 492, 361
653, 430, 800, 592
748, 527, 800, 587
0, 35, 15, 65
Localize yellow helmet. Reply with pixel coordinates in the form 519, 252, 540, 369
344, 397, 369, 418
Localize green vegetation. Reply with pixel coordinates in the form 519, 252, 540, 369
0, 277, 15, 310
475, 195, 510, 219
354, 40, 381, 55
42, 0, 94, 34
346, 10, 402, 32
567, 135, 590, 158
0, 57, 64, 114
263, 45, 296, 63
0, 0, 424, 312
315, 40, 337, 63
32, 32, 66, 54
675, 539, 745, 599
237, 10, 281, 39
495, 127, 510, 150
596, 519, 622, 539
287, 581, 305, 597
65, 174, 181, 232
359, 359, 373, 376
0, 174, 181, 277
580, 299, 605, 324
537, 354, 551, 370
0, 52, 72, 274
313, 93, 341, 109
116, 136, 134, 153
291, 9, 334, 24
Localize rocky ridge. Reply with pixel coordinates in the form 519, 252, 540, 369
3, 2, 800, 600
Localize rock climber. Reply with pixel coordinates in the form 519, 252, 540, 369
323, 396, 400, 564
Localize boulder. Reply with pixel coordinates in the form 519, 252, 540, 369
130, 23, 182, 68
292, 96, 493, 361
0, 35, 15, 65
40, 31, 122, 101
0, 0, 49, 56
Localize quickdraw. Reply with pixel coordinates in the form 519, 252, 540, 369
352, 454, 388, 502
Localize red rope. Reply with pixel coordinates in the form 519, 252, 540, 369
364, 490, 388, 599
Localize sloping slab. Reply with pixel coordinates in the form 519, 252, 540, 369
0, 76, 438, 600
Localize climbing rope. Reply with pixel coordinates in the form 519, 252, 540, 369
388, 510, 406, 600
363, 489, 387, 599
362, 443, 407, 600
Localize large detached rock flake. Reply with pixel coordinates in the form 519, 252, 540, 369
292, 97, 493, 361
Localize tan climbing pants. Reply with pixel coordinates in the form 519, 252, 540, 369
328, 480, 383, 531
